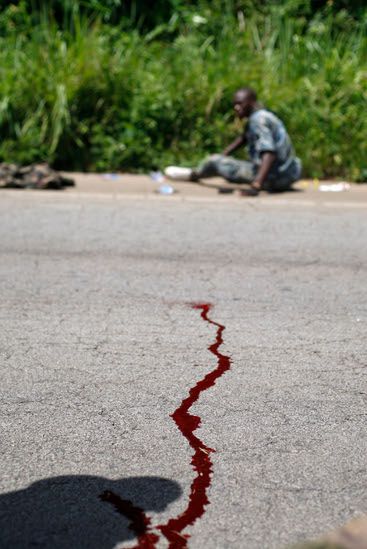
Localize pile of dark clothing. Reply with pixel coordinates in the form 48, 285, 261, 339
0, 163, 75, 190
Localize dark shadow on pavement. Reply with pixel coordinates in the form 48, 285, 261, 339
190, 179, 304, 194
268, 186, 303, 194
0, 475, 182, 549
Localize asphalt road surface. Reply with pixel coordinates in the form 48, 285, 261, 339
0, 192, 366, 549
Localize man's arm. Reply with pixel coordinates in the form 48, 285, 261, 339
222, 135, 245, 156
252, 152, 276, 190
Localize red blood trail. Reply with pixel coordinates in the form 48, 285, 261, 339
110, 303, 231, 549
157, 303, 231, 548
99, 490, 159, 548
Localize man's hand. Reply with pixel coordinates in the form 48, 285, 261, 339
223, 135, 245, 156
252, 151, 276, 189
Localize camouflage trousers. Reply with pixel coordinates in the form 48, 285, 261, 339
195, 154, 301, 191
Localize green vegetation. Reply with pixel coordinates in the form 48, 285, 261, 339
0, 1, 366, 179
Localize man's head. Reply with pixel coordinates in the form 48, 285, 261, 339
233, 87, 257, 119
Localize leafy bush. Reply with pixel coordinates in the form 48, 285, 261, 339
0, 2, 366, 179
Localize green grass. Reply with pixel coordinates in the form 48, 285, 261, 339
0, 6, 366, 180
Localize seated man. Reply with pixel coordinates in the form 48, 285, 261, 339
164, 87, 301, 196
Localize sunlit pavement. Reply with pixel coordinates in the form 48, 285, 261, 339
0, 189, 366, 548
60, 172, 367, 207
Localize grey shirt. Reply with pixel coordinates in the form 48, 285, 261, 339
245, 108, 301, 182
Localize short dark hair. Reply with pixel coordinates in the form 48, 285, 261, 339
235, 87, 257, 101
